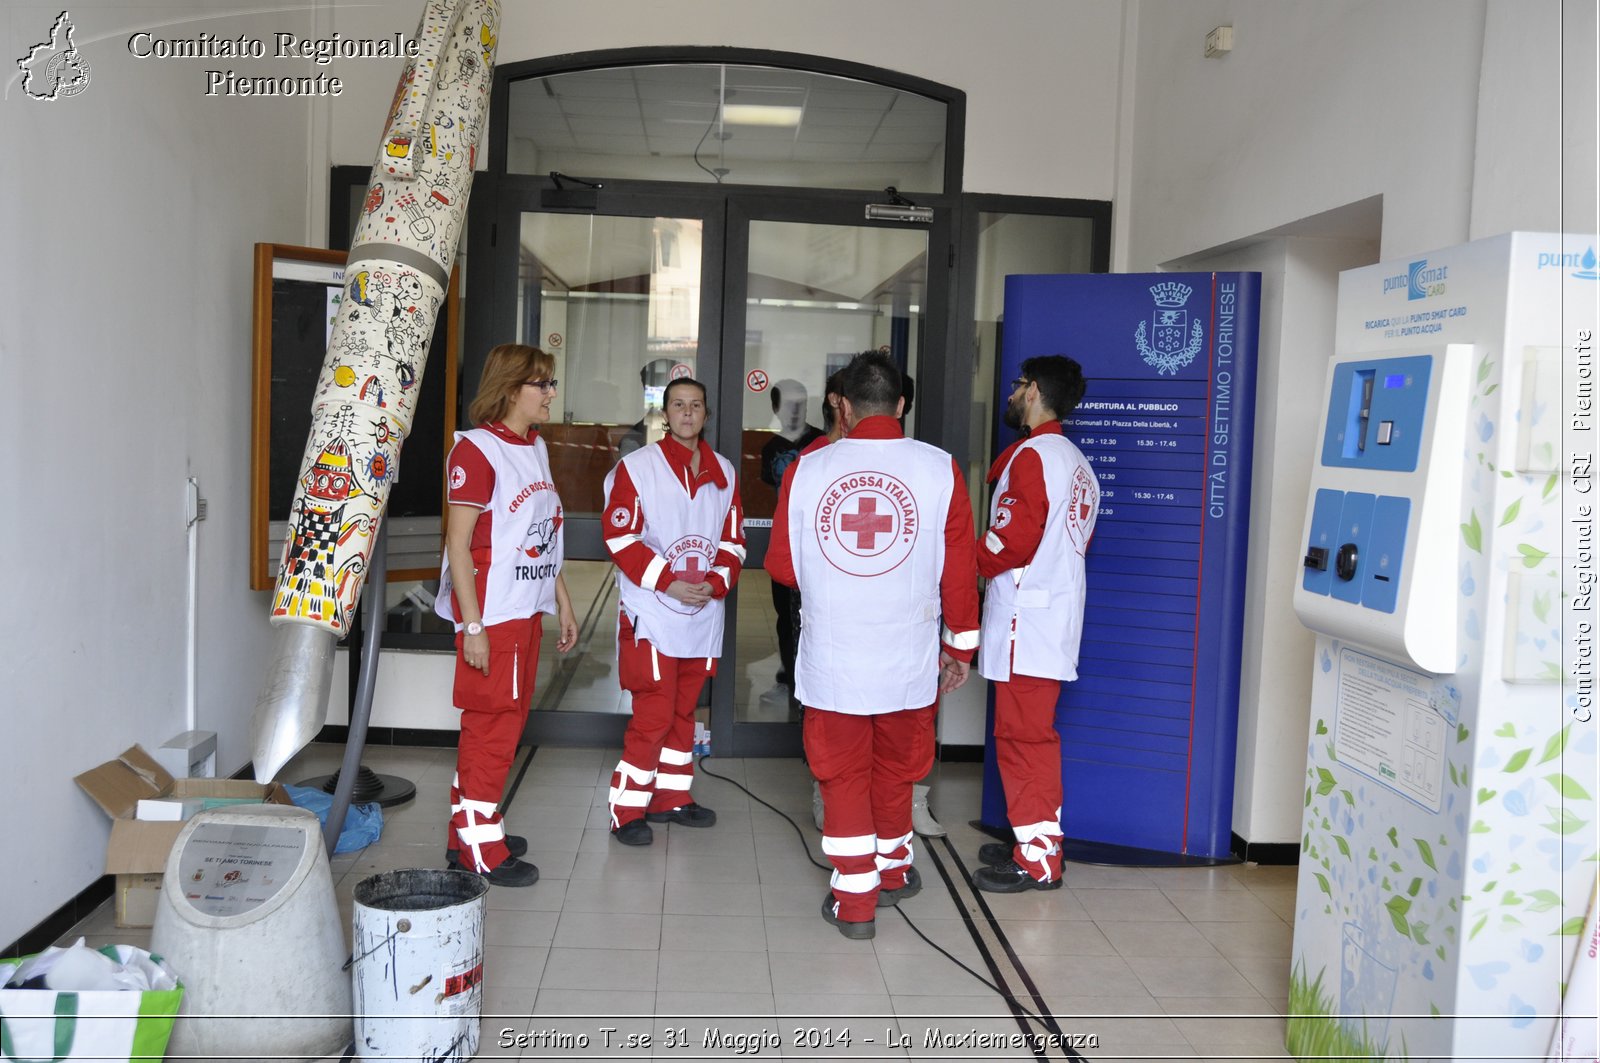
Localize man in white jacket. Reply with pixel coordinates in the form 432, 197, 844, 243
973, 355, 1099, 892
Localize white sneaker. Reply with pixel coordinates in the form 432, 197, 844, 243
911, 783, 946, 837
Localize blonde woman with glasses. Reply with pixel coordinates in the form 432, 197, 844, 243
435, 344, 577, 887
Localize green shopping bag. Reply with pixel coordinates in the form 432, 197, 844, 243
0, 943, 182, 1062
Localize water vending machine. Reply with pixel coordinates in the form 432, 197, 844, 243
1288, 233, 1597, 1061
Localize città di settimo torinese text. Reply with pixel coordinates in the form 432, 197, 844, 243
126, 31, 420, 96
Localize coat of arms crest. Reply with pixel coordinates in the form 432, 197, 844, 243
1135, 281, 1204, 374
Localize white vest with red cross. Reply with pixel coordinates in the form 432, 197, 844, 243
979, 433, 1098, 683
606, 445, 736, 659
785, 436, 957, 714
435, 428, 564, 629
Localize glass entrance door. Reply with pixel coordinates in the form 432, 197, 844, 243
504, 200, 724, 745
712, 201, 941, 756
483, 187, 947, 754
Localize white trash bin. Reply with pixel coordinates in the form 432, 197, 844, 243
152, 803, 352, 1063
351, 868, 489, 1061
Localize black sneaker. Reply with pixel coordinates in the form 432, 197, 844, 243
471, 856, 538, 888
978, 841, 1013, 867
612, 818, 655, 846
820, 893, 875, 940
446, 833, 527, 867
972, 859, 1062, 893
877, 865, 922, 907
646, 802, 717, 828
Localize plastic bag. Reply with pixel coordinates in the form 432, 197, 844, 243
0, 941, 182, 1061
283, 784, 384, 853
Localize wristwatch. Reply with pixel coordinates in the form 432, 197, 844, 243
464, 621, 485, 636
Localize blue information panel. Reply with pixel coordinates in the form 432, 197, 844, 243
981, 272, 1261, 859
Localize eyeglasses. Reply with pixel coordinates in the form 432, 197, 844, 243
1011, 377, 1032, 392
522, 379, 558, 392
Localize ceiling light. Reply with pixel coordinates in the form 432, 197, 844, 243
721, 104, 803, 127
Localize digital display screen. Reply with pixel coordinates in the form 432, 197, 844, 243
1384, 373, 1407, 388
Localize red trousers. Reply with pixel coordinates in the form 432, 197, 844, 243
804, 705, 936, 922
451, 616, 540, 872
609, 625, 713, 827
994, 671, 1064, 882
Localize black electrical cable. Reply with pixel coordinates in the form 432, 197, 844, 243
694, 753, 1061, 1031
691, 107, 723, 184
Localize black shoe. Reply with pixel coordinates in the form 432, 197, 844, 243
458, 856, 538, 888
877, 865, 922, 907
646, 802, 717, 828
612, 818, 655, 846
446, 833, 527, 866
820, 893, 875, 940
973, 859, 1062, 893
978, 841, 1013, 867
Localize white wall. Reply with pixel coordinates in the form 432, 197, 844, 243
1121, 0, 1595, 270
1120, 0, 1595, 845
1, 2, 321, 944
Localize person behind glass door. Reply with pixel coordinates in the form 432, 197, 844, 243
602, 377, 746, 845
618, 357, 679, 458
760, 379, 824, 699
766, 352, 980, 938
972, 355, 1098, 892
436, 344, 579, 887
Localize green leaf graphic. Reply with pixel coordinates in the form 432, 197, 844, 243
1495, 722, 1517, 738
1477, 788, 1498, 804
1504, 748, 1533, 773
1416, 838, 1437, 871
1558, 917, 1585, 936
1314, 872, 1331, 897
1470, 914, 1488, 940
1545, 808, 1585, 835
1304, 785, 1313, 808
1532, 592, 1551, 623
1543, 473, 1559, 499
1316, 768, 1337, 796
1539, 726, 1572, 765
1461, 510, 1483, 553
1315, 719, 1328, 736
1546, 773, 1592, 799
1336, 836, 1351, 859
1518, 544, 1549, 568
1341, 789, 1356, 808
1457, 723, 1470, 743
1499, 499, 1522, 526
1527, 890, 1562, 912
1387, 827, 1399, 847
1477, 354, 1492, 384
1386, 895, 1413, 936
1407, 877, 1423, 897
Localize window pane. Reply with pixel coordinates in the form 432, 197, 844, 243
516, 212, 704, 519
507, 64, 947, 193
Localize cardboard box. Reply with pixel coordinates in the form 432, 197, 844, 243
135, 797, 204, 822
75, 746, 291, 927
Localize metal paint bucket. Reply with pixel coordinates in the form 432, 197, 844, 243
351, 869, 489, 1062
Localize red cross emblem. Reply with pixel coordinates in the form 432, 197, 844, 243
673, 553, 707, 582
839, 496, 895, 550
814, 472, 919, 577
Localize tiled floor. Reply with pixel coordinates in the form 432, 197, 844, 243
60, 742, 1299, 1061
